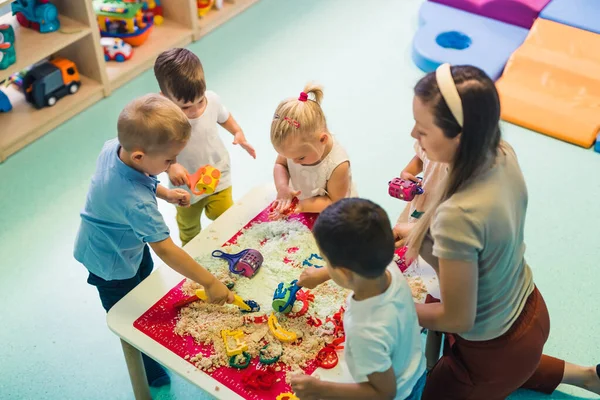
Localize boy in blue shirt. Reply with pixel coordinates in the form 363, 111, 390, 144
74, 94, 233, 387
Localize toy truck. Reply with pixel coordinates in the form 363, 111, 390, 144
23, 58, 81, 109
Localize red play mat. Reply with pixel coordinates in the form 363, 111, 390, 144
134, 206, 410, 399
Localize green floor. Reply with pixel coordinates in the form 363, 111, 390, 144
1, 1, 599, 399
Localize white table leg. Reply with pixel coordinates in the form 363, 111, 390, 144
120, 339, 152, 400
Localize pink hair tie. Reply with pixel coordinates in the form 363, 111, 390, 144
298, 92, 308, 102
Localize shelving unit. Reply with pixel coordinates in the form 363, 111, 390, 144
195, 0, 259, 40
0, 0, 107, 162
0, 14, 90, 83
0, 0, 259, 162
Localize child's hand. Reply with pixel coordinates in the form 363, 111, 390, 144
298, 267, 328, 289
401, 170, 420, 184
168, 163, 189, 187
204, 278, 235, 306
232, 132, 256, 159
290, 374, 321, 400
273, 188, 301, 214
167, 189, 191, 207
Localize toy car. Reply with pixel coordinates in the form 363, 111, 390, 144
23, 58, 81, 109
0, 90, 12, 112
101, 38, 133, 62
11, 0, 60, 33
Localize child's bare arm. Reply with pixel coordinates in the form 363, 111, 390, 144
150, 237, 233, 305
291, 368, 396, 400
219, 114, 256, 158
272, 156, 300, 213
274, 155, 290, 191
298, 161, 350, 213
401, 155, 424, 181
297, 267, 330, 289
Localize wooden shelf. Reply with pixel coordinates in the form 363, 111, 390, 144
194, 0, 259, 40
0, 13, 91, 83
105, 19, 193, 91
0, 0, 259, 162
0, 75, 104, 161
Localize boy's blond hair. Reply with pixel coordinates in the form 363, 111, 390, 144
117, 94, 191, 154
154, 48, 206, 103
270, 82, 328, 147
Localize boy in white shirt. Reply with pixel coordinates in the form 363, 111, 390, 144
293, 198, 426, 400
154, 48, 256, 245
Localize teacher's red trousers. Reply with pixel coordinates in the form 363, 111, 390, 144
423, 287, 564, 400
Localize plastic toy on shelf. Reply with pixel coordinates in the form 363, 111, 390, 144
101, 37, 133, 62
11, 0, 60, 33
0, 24, 16, 71
123, 0, 164, 25
94, 0, 154, 47
22, 58, 81, 109
197, 0, 214, 17
212, 248, 263, 277
0, 90, 12, 112
187, 165, 221, 195
388, 177, 424, 201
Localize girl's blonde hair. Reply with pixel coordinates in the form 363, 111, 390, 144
406, 66, 501, 259
270, 83, 327, 147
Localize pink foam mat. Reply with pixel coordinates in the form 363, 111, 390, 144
134, 206, 410, 399
429, 0, 551, 28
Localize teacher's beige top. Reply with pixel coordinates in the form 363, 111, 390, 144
423, 142, 534, 341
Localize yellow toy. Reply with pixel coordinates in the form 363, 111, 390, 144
276, 393, 299, 400
197, 0, 214, 17
187, 165, 221, 196
195, 289, 254, 312
221, 329, 248, 357
268, 313, 297, 343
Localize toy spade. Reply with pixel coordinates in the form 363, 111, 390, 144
174, 289, 260, 313
212, 249, 263, 277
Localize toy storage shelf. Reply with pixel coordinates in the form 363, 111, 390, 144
0, 75, 104, 162
195, 0, 259, 40
105, 20, 193, 91
0, 13, 91, 83
0, 0, 259, 163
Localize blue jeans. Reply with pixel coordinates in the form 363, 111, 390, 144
405, 371, 427, 400
87, 245, 166, 382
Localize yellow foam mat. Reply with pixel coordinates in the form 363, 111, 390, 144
496, 19, 600, 148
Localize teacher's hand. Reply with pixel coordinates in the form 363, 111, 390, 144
393, 222, 413, 248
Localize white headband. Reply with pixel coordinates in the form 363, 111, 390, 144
435, 63, 463, 128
